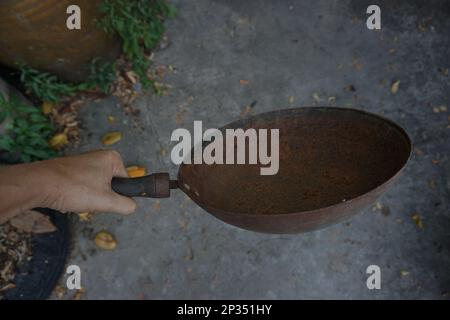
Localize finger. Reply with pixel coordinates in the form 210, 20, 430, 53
114, 161, 129, 178
101, 191, 137, 215
107, 150, 129, 178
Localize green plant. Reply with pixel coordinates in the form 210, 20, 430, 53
19, 59, 116, 103
98, 0, 176, 88
19, 64, 82, 103
86, 58, 117, 93
0, 94, 58, 162
17, 1, 174, 103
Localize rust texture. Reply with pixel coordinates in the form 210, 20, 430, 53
178, 107, 411, 233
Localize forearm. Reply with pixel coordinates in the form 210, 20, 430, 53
0, 162, 47, 223
0, 151, 135, 223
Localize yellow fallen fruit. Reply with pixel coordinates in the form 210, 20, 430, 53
94, 231, 117, 250
49, 133, 68, 149
101, 131, 122, 146
42, 101, 54, 115
126, 166, 147, 178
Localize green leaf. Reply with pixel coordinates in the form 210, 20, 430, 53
0, 110, 8, 123
0, 136, 13, 151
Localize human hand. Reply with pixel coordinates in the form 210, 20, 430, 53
0, 150, 136, 223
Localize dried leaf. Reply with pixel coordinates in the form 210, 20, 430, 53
53, 285, 67, 299
153, 82, 167, 95
9, 210, 56, 233
352, 59, 363, 70
328, 96, 336, 103
101, 131, 122, 146
381, 206, 391, 216
391, 80, 400, 94
168, 65, 176, 73
155, 65, 166, 77
372, 201, 382, 211
412, 213, 424, 229
73, 288, 84, 300
78, 212, 91, 222
438, 68, 449, 76
400, 270, 410, 277
107, 115, 115, 124
49, 133, 68, 149
184, 248, 194, 261
94, 231, 117, 250
0, 222, 32, 296
175, 107, 187, 125
428, 179, 437, 189
240, 105, 253, 117
437, 105, 448, 113
418, 24, 427, 32
312, 92, 321, 103
288, 96, 295, 104
0, 283, 16, 292
125, 71, 138, 84
344, 85, 356, 92
153, 200, 161, 212
178, 214, 189, 230
417, 16, 432, 33
414, 147, 423, 156
126, 166, 147, 178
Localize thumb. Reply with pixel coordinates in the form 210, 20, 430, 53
102, 191, 137, 215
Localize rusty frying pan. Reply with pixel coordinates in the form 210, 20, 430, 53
112, 107, 411, 234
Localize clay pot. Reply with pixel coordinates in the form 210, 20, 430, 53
0, 0, 120, 83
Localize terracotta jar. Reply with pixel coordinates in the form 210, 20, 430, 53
0, 0, 120, 83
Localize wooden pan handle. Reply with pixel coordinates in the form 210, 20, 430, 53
111, 173, 171, 198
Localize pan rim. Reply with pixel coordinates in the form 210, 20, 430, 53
177, 106, 412, 217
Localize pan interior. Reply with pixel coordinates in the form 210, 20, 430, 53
178, 108, 411, 215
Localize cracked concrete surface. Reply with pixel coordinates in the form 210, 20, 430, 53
59, 0, 449, 299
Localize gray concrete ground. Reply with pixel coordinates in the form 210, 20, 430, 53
61, 0, 449, 299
